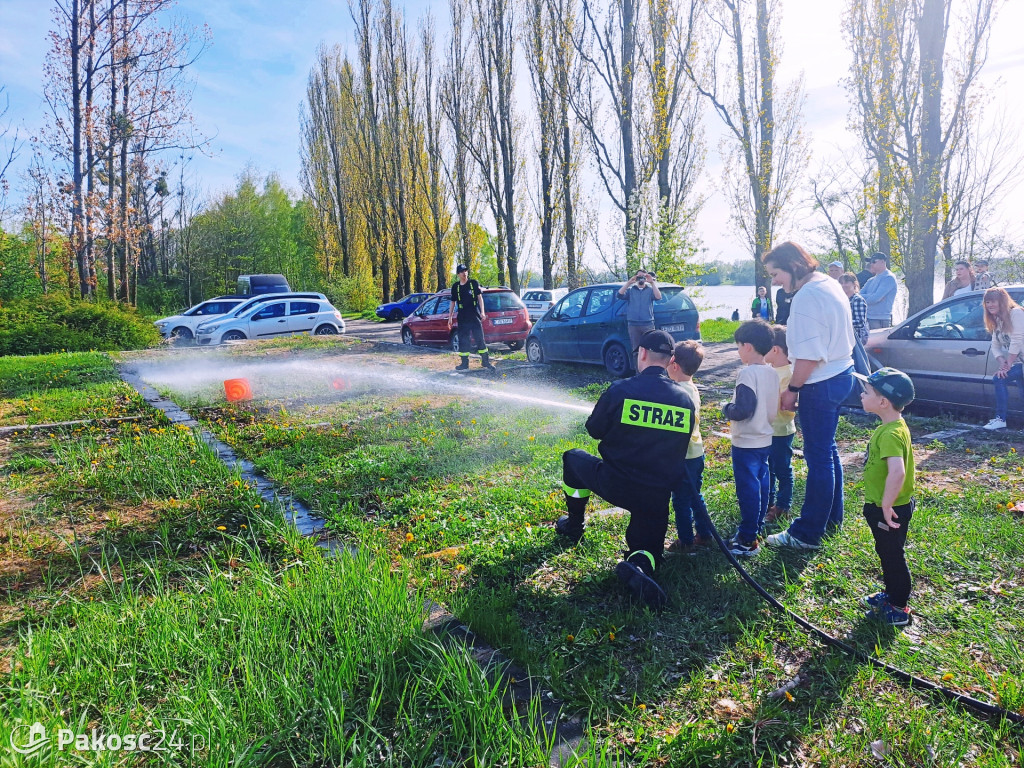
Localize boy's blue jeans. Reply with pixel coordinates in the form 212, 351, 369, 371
732, 446, 770, 542
672, 455, 712, 544
787, 368, 854, 546
768, 433, 795, 510
993, 362, 1024, 420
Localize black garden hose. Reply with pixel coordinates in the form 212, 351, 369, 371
698, 512, 1024, 728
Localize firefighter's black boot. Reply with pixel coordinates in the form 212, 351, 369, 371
555, 494, 586, 542
481, 351, 496, 370
455, 356, 470, 371
615, 551, 667, 611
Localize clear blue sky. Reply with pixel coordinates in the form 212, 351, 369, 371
2, 0, 1023, 264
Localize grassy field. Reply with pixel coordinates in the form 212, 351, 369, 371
3, 345, 1024, 766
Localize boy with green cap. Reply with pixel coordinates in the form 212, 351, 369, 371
854, 367, 917, 627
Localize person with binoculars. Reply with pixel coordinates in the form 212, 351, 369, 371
617, 269, 662, 369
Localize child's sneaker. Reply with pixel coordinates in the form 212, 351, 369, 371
726, 535, 760, 557
666, 538, 695, 554
691, 534, 714, 552
765, 529, 820, 550
983, 417, 1007, 430
861, 591, 889, 609
866, 602, 910, 626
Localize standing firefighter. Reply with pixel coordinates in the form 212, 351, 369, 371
448, 264, 495, 371
555, 329, 696, 610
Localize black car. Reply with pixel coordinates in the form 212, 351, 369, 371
525, 282, 701, 376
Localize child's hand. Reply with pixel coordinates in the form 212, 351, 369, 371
882, 505, 901, 529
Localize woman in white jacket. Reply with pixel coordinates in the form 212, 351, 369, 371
983, 287, 1024, 430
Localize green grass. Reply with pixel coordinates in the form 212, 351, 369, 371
5, 346, 1024, 766
0, 352, 145, 426
698, 319, 741, 343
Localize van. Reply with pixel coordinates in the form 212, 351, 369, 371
237, 274, 290, 296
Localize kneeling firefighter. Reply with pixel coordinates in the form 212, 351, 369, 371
556, 329, 696, 609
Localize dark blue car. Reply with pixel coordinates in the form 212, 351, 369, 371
376, 293, 433, 321
525, 282, 700, 377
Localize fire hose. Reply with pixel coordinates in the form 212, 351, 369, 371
697, 511, 1024, 728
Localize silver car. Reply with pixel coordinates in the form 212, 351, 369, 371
522, 288, 568, 321
154, 297, 244, 342
196, 296, 345, 345
866, 285, 1024, 416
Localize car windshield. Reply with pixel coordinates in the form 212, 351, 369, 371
524, 291, 551, 302
484, 292, 526, 312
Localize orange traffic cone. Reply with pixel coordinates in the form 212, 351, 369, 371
224, 378, 253, 402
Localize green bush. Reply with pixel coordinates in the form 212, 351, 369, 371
0, 295, 162, 356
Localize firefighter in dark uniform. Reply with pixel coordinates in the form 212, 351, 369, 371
556, 329, 695, 610
448, 263, 495, 371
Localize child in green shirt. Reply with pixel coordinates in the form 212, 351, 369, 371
854, 367, 917, 627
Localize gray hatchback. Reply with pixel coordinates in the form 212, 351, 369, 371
866, 285, 1024, 417
525, 282, 701, 376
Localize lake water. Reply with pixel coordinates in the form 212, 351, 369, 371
687, 280, 935, 325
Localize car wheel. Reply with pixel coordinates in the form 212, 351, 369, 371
603, 342, 631, 378
526, 337, 544, 363
402, 327, 417, 346
315, 324, 338, 335
450, 332, 461, 353
507, 340, 523, 351
170, 327, 193, 344
222, 330, 246, 342
390, 309, 404, 322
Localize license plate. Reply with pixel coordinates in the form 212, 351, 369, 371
493, 318, 514, 325
662, 324, 686, 332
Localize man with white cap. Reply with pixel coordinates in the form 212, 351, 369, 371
827, 261, 844, 280
555, 329, 696, 610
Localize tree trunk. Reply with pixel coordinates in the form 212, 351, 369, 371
909, 0, 945, 314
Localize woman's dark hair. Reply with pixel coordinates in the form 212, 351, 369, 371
762, 241, 818, 280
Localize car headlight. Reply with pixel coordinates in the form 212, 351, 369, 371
155, 322, 167, 329
197, 325, 217, 335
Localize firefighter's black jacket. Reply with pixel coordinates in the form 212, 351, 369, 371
585, 366, 695, 491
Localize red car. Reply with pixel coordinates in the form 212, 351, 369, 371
400, 287, 532, 351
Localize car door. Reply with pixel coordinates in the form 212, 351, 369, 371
287, 301, 322, 334
576, 287, 617, 362
405, 297, 438, 343
542, 289, 587, 360
247, 301, 289, 339
871, 293, 989, 406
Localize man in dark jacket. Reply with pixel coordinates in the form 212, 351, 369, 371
556, 329, 696, 609
448, 263, 494, 370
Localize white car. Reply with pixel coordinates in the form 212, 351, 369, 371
196, 296, 345, 345
522, 288, 568, 320
154, 297, 245, 342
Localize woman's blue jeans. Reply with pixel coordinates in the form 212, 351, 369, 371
786, 368, 854, 546
993, 362, 1024, 420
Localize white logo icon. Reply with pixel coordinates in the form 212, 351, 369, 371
10, 723, 50, 756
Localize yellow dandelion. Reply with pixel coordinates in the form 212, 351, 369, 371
380, 477, 387, 481
608, 632, 615, 641
216, 526, 226, 531
528, 436, 535, 441
566, 634, 575, 643
405, 532, 415, 542
637, 703, 646, 711
726, 723, 735, 733
471, 419, 476, 424
784, 691, 794, 702
942, 673, 954, 682
455, 564, 467, 572
240, 524, 247, 529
